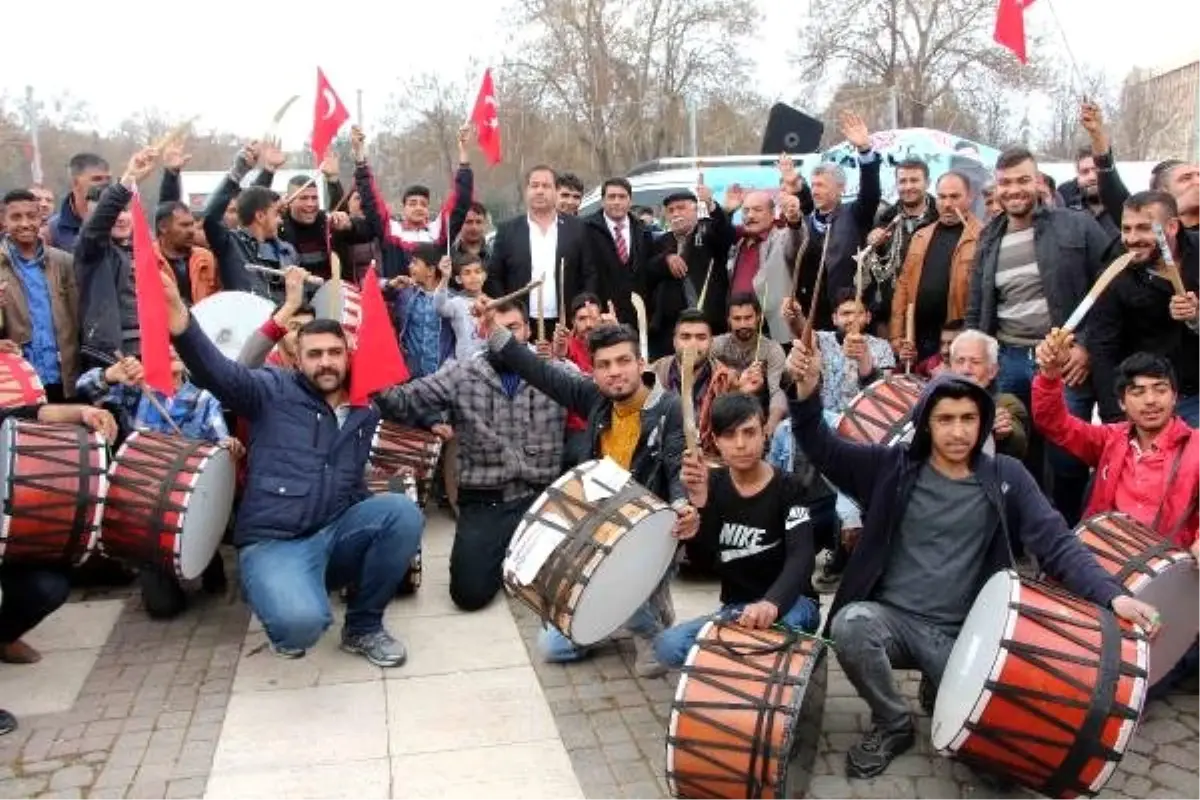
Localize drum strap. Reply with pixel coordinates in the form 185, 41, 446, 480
1151, 447, 1189, 535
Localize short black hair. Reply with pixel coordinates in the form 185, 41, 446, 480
525, 164, 557, 186
402, 184, 430, 202
895, 158, 929, 179
674, 308, 711, 333
942, 318, 966, 333
833, 286, 863, 309
410, 242, 443, 268
155, 201, 191, 233
1125, 190, 1179, 218
1150, 159, 1185, 191
1116, 352, 1177, 396
937, 170, 973, 194
727, 291, 761, 316
570, 292, 601, 317
467, 201, 488, 218
296, 317, 348, 344
1074, 145, 1095, 166
995, 146, 1036, 172
68, 153, 109, 177
1040, 172, 1058, 193
287, 174, 314, 191
602, 177, 633, 197
586, 323, 640, 358
237, 186, 278, 227
273, 301, 316, 318
710, 392, 765, 437
2, 189, 37, 206
555, 172, 584, 193
490, 299, 527, 320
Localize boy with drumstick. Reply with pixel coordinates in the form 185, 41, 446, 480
655, 393, 831, 668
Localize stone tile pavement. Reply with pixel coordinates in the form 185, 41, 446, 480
0, 507, 1195, 799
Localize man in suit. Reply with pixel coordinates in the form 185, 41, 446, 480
486, 166, 595, 340
583, 178, 655, 328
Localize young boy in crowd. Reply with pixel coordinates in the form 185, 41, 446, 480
390, 242, 455, 378
434, 252, 488, 362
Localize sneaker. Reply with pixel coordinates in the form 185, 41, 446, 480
139, 569, 187, 620
341, 628, 407, 668
0, 710, 16, 736
919, 675, 936, 715
845, 721, 915, 779
271, 642, 306, 659
633, 634, 668, 679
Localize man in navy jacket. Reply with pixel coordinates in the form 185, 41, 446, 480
786, 355, 1159, 780
161, 272, 422, 667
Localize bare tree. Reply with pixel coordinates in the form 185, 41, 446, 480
1113, 65, 1195, 161
1035, 63, 1112, 160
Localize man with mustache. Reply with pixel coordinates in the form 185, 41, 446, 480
1088, 191, 1199, 427
160, 271, 422, 666
710, 292, 788, 434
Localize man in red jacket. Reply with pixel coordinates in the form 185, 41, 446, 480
1033, 345, 1199, 551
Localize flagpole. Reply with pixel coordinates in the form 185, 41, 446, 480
1041, 0, 1089, 95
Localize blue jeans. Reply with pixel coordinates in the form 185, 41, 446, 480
239, 494, 424, 651
538, 579, 672, 662
768, 416, 861, 529
997, 344, 1037, 409
1177, 394, 1199, 429
653, 596, 821, 669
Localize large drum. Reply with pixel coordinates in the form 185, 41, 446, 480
102, 432, 236, 580
836, 374, 925, 446
192, 291, 276, 361
1074, 511, 1199, 686
0, 420, 108, 566
366, 422, 442, 507
313, 281, 364, 348
666, 622, 826, 799
932, 570, 1148, 798
503, 458, 678, 646
0, 353, 47, 409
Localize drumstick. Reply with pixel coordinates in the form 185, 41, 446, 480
245, 264, 325, 285
150, 117, 198, 151
327, 253, 343, 323
114, 350, 184, 438
279, 177, 317, 208
536, 283, 546, 343
631, 292, 651, 370
558, 258, 567, 327
1152, 221, 1188, 295
696, 259, 714, 311
484, 279, 544, 311
788, 216, 812, 301
851, 245, 870, 337
1060, 253, 1137, 335
680, 347, 700, 453
798, 239, 829, 350
753, 283, 769, 364
904, 303, 916, 374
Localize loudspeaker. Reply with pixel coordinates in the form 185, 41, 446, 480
760, 103, 825, 154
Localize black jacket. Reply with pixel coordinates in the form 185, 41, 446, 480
1089, 228, 1200, 419
789, 373, 1124, 636
867, 194, 939, 323
582, 211, 656, 328
74, 182, 139, 359
485, 213, 595, 315
966, 206, 1120, 349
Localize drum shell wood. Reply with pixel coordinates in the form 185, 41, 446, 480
367, 422, 442, 508
102, 432, 234, 581
1074, 511, 1200, 686
932, 570, 1148, 798
363, 470, 422, 595
666, 622, 827, 799
0, 420, 108, 566
0, 354, 47, 409
836, 375, 925, 446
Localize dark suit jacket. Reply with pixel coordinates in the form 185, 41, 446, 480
582, 211, 656, 328
485, 213, 595, 315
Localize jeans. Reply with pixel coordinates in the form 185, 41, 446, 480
450, 494, 534, 612
996, 344, 1037, 409
1177, 394, 1199, 429
1047, 383, 1096, 526
768, 416, 861, 530
239, 494, 423, 651
653, 596, 821, 669
822, 411, 863, 528
0, 568, 71, 643
538, 578, 674, 662
830, 601, 958, 733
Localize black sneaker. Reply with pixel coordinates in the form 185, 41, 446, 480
919, 676, 936, 715
201, 553, 228, 594
0, 710, 16, 736
846, 721, 915, 779
140, 569, 187, 620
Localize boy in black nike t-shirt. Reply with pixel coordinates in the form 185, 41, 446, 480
653, 393, 833, 668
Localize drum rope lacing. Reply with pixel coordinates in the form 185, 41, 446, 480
6, 423, 105, 565
1086, 514, 1181, 585
840, 378, 922, 445
107, 434, 206, 569
960, 582, 1144, 797
668, 626, 821, 798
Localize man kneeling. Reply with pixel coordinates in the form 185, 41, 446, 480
655, 393, 830, 667
161, 271, 422, 665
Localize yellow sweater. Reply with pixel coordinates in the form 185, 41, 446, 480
600, 388, 647, 470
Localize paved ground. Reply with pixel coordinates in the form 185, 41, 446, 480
0, 508, 1195, 799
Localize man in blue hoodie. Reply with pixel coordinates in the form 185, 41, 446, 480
786, 343, 1160, 780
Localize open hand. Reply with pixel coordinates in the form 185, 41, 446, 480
79, 407, 118, 444
787, 341, 821, 399
738, 600, 779, 630
839, 110, 871, 151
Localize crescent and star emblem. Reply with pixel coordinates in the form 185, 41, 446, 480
322, 88, 338, 120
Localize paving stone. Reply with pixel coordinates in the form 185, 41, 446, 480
124, 779, 166, 799
1154, 763, 1200, 795
602, 741, 642, 763
36, 789, 83, 799
808, 775, 857, 798
93, 765, 137, 789
47, 766, 94, 791
1142, 718, 1192, 745
618, 780, 662, 798
164, 777, 206, 799
0, 776, 48, 798
22, 761, 66, 776
916, 776, 963, 798
155, 711, 192, 731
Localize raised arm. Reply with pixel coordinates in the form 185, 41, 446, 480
375, 363, 458, 428
444, 126, 474, 247
486, 327, 602, 417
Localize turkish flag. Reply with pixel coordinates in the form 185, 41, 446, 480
349, 264, 409, 406
470, 69, 502, 166
130, 191, 173, 395
312, 67, 350, 164
994, 0, 1034, 64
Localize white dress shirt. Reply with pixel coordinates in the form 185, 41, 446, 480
528, 214, 559, 319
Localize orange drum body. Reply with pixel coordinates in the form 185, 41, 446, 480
933, 570, 1148, 798
102, 433, 235, 580
836, 375, 925, 446
0, 354, 47, 408
313, 282, 364, 348
1074, 512, 1200, 686
0, 420, 108, 566
666, 622, 827, 799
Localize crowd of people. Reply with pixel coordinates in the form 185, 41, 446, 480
0, 96, 1195, 786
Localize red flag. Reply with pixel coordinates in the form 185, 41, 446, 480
311, 67, 350, 164
994, 0, 1034, 64
349, 265, 409, 405
470, 69, 502, 166
130, 191, 173, 395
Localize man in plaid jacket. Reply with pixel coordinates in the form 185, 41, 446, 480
376, 300, 575, 613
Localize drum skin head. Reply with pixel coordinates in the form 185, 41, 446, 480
177, 446, 236, 580
192, 292, 276, 361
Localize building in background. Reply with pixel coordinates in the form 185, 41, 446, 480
1119, 54, 1199, 160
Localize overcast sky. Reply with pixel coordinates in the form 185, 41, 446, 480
1, 0, 1195, 151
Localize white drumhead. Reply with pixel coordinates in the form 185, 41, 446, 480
570, 506, 678, 645
931, 569, 1017, 752
192, 292, 276, 361
1136, 558, 1200, 686
176, 447, 235, 580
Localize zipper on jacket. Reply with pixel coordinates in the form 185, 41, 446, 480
313, 412, 321, 448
